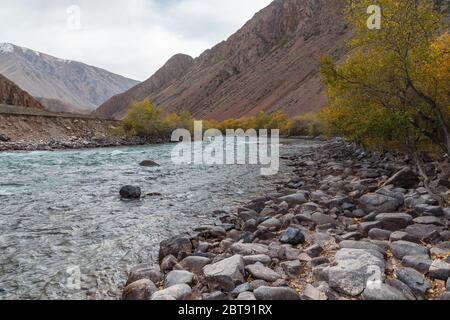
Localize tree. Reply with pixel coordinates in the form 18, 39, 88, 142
321, 0, 449, 157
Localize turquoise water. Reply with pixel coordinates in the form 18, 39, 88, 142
0, 140, 314, 299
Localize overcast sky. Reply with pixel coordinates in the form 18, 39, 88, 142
0, 0, 272, 81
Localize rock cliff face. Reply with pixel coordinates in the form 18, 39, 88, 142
97, 0, 348, 120
0, 74, 43, 109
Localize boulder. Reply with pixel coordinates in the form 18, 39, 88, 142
429, 260, 450, 280
278, 192, 309, 206
126, 265, 162, 286
328, 248, 386, 296
390, 241, 429, 260
159, 235, 192, 263
362, 283, 407, 300
253, 286, 301, 300
180, 256, 211, 274
402, 255, 432, 274
375, 213, 413, 231
120, 185, 141, 199
396, 268, 432, 298
203, 255, 245, 292
139, 160, 160, 167
164, 270, 195, 288
279, 227, 305, 245
151, 284, 192, 300
245, 263, 282, 282
122, 279, 157, 300
358, 192, 403, 213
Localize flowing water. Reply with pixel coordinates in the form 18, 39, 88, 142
0, 139, 316, 300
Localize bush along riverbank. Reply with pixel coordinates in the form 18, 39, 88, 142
122, 139, 450, 301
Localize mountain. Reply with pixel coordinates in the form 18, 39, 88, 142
96, 0, 348, 120
35, 97, 90, 114
0, 43, 139, 112
0, 74, 43, 109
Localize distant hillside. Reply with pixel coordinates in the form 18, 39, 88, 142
0, 74, 43, 109
96, 0, 349, 120
0, 43, 139, 113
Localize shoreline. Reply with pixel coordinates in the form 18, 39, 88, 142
121, 138, 450, 301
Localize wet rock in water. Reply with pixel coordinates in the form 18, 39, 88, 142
120, 185, 141, 199
159, 235, 193, 263
362, 283, 407, 300
164, 270, 195, 288
402, 255, 432, 274
245, 263, 282, 282
203, 255, 245, 292
279, 227, 305, 245
396, 268, 432, 298
122, 279, 157, 300
139, 160, 160, 167
390, 241, 429, 260
126, 265, 163, 286
236, 292, 256, 300
383, 167, 419, 189
375, 213, 413, 231
328, 248, 386, 296
358, 191, 403, 213
151, 284, 192, 300
253, 286, 301, 300
429, 260, 450, 280
180, 256, 211, 274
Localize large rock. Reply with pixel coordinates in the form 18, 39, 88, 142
180, 256, 211, 274
278, 192, 309, 206
120, 185, 141, 199
358, 191, 403, 213
396, 268, 432, 298
362, 283, 407, 300
139, 160, 160, 167
126, 265, 162, 286
159, 235, 192, 263
429, 260, 450, 280
122, 279, 157, 300
279, 227, 305, 245
164, 270, 195, 288
203, 255, 245, 292
383, 167, 419, 189
390, 241, 429, 260
253, 286, 301, 300
231, 243, 269, 256
245, 263, 282, 282
328, 249, 386, 296
375, 213, 413, 231
405, 224, 444, 241
151, 284, 192, 300
402, 255, 432, 274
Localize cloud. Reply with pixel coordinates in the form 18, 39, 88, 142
0, 0, 272, 80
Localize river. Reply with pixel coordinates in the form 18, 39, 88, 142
0, 139, 317, 300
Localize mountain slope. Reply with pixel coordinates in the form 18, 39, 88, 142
96, 0, 348, 120
0, 43, 139, 112
0, 74, 43, 109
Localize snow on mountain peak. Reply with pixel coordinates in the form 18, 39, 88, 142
0, 43, 14, 54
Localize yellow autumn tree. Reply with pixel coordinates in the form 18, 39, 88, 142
320, 0, 449, 157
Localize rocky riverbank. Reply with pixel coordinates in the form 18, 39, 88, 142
122, 139, 450, 301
